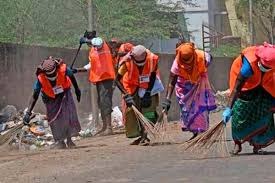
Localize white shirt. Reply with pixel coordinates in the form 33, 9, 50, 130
84, 63, 91, 70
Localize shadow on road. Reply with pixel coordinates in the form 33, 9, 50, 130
238, 151, 275, 156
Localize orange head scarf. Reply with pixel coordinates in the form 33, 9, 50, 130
176, 42, 195, 64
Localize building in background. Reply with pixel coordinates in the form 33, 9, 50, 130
152, 0, 210, 52
184, 0, 209, 49
148, 0, 234, 53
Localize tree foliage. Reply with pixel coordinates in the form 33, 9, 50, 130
211, 44, 240, 57
236, 0, 275, 43
91, 0, 191, 42
0, 0, 192, 48
0, 0, 87, 47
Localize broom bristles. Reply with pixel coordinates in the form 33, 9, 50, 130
0, 123, 24, 146
183, 120, 229, 157
131, 106, 171, 143
151, 111, 172, 143
132, 106, 157, 139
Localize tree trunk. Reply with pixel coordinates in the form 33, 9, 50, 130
271, 16, 275, 44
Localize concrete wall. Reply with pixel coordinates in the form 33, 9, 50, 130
208, 0, 232, 35
0, 43, 233, 121
0, 43, 93, 116
208, 56, 234, 91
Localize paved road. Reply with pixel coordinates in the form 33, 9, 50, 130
0, 113, 274, 183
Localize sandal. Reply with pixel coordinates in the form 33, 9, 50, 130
139, 137, 150, 146
67, 139, 76, 148
103, 128, 114, 136
51, 141, 67, 149
186, 132, 198, 142
253, 147, 267, 155
230, 144, 242, 155
130, 137, 142, 145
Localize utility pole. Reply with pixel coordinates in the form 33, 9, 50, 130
87, 0, 99, 129
88, 0, 92, 30
271, 7, 274, 44
249, 0, 253, 45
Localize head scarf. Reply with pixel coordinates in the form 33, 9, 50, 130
130, 45, 147, 65
36, 57, 62, 77
91, 37, 103, 49
256, 42, 275, 69
176, 42, 195, 64
123, 43, 134, 53
42, 59, 56, 73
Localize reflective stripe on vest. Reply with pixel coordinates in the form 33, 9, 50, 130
89, 42, 115, 83
37, 63, 71, 98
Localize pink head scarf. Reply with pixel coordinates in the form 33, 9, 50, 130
255, 42, 275, 69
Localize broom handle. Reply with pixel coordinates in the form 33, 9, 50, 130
221, 120, 226, 128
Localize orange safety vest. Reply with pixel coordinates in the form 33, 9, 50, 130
122, 51, 159, 95
37, 63, 71, 98
176, 50, 207, 83
229, 46, 275, 97
89, 42, 115, 83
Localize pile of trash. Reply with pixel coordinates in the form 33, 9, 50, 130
0, 105, 54, 150
78, 106, 124, 138
213, 89, 230, 112
111, 106, 124, 129
13, 113, 54, 150
0, 105, 125, 149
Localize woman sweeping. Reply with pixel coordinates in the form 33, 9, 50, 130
162, 42, 216, 140
222, 42, 275, 155
23, 57, 81, 149
115, 45, 164, 145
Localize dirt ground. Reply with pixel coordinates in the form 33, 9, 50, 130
0, 112, 275, 183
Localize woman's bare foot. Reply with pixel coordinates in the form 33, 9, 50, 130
51, 141, 67, 149
67, 138, 76, 148
130, 137, 142, 145
187, 132, 198, 141
93, 125, 107, 136
102, 127, 114, 136
139, 137, 150, 146
230, 144, 242, 155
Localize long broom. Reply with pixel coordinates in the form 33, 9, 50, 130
0, 113, 36, 146
182, 120, 229, 158
131, 106, 172, 144
0, 123, 24, 146
131, 105, 157, 140
151, 110, 173, 144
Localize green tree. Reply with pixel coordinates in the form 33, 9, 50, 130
0, 0, 87, 47
0, 0, 192, 47
79, 0, 193, 42
236, 0, 275, 44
